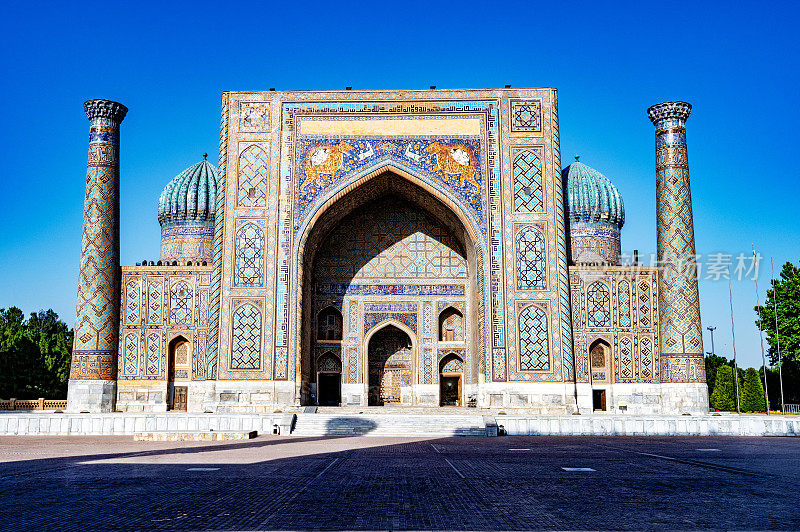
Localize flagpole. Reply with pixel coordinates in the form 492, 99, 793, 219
771, 257, 786, 415
753, 245, 770, 414
729, 276, 741, 414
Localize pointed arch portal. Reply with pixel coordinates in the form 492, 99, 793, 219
298, 170, 482, 406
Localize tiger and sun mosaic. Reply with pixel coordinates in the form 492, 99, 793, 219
66, 91, 707, 415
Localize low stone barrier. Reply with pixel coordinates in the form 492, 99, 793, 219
0, 412, 797, 437
497, 414, 800, 437
0, 413, 284, 436
0, 398, 67, 411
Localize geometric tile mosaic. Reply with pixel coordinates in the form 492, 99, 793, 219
147, 281, 163, 325
515, 226, 547, 290
617, 280, 631, 328
510, 99, 542, 133
233, 221, 265, 287
512, 148, 543, 213
586, 281, 610, 328
518, 304, 549, 371
231, 303, 262, 370
237, 145, 269, 208
123, 333, 138, 376
170, 280, 192, 325
125, 280, 140, 325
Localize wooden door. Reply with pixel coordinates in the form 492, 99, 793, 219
174, 386, 188, 412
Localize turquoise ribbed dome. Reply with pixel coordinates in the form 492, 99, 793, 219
158, 159, 218, 226
562, 160, 625, 228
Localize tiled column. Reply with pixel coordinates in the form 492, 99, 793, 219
648, 101, 706, 391
67, 99, 128, 412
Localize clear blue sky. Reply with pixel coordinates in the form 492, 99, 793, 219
1, 0, 797, 369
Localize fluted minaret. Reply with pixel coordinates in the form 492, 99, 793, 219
647, 101, 706, 394
66, 99, 128, 412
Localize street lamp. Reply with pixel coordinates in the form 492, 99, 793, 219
707, 326, 717, 358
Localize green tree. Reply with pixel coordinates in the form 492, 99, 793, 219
705, 354, 732, 398
710, 365, 736, 411
0, 307, 72, 399
741, 367, 766, 412
754, 261, 800, 365
764, 359, 800, 407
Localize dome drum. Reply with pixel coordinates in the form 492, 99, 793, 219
569, 221, 621, 265
160, 221, 215, 264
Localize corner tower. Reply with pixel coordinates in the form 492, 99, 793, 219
647, 101, 707, 412
67, 99, 127, 412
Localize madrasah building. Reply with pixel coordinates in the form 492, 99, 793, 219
66, 88, 708, 415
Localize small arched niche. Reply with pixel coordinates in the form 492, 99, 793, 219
439, 353, 464, 406
589, 338, 610, 371
317, 306, 343, 341
438, 307, 464, 342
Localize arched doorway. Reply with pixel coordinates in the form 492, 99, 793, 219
316, 352, 342, 406
589, 338, 611, 411
367, 325, 413, 406
439, 353, 464, 406
167, 335, 190, 411
299, 171, 481, 407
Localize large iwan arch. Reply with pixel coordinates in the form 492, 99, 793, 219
297, 170, 483, 406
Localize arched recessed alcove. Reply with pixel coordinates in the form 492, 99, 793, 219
589, 338, 611, 411
366, 324, 413, 406
297, 170, 481, 406
439, 306, 465, 342
167, 335, 190, 411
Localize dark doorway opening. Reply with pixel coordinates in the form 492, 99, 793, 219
593, 389, 607, 411
318, 373, 341, 406
440, 376, 461, 406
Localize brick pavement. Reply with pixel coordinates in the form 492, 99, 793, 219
1, 435, 798, 530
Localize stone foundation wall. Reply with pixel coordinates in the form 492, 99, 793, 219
479, 382, 578, 414
66, 380, 116, 413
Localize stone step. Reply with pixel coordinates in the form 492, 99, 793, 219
134, 430, 258, 441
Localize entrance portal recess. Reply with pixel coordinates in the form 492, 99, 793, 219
299, 172, 480, 407
368, 325, 412, 406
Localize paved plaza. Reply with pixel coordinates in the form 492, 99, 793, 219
1, 434, 799, 531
